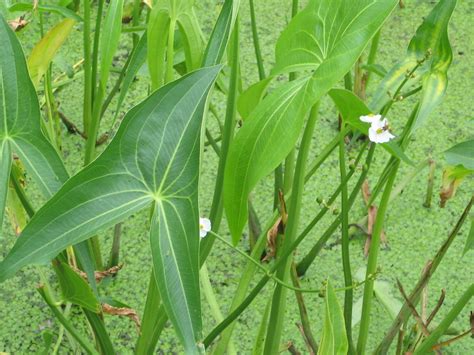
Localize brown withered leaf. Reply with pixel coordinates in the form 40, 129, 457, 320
73, 264, 123, 282
9, 17, 28, 32
102, 303, 141, 331
263, 217, 282, 262
263, 190, 288, 262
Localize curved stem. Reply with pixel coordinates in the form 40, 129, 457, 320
263, 102, 320, 354
357, 160, 400, 354
339, 127, 354, 353
83, 0, 93, 134
248, 0, 265, 80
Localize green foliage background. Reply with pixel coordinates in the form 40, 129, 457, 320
0, 0, 472, 352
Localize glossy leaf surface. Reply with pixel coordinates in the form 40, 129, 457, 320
0, 15, 69, 229
223, 0, 398, 241
0, 67, 220, 352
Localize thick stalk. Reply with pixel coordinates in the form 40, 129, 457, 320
290, 263, 318, 353
131, 0, 142, 47
91, 0, 105, 101
165, 18, 176, 84
296, 143, 374, 276
263, 102, 320, 354
200, 264, 237, 354
357, 160, 401, 354
339, 127, 354, 353
204, 143, 373, 347
83, 0, 93, 134
135, 272, 167, 354
248, 0, 265, 80
200, 17, 240, 263
212, 134, 344, 353
364, 30, 381, 89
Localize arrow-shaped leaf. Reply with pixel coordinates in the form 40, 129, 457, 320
0, 14, 69, 227
0, 65, 219, 352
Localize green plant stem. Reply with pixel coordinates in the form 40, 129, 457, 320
37, 286, 98, 354
91, 0, 105, 101
248, 0, 265, 80
357, 160, 400, 354
165, 18, 176, 84
10, 170, 35, 218
263, 102, 320, 354
296, 142, 373, 276
83, 0, 93, 134
414, 284, 474, 354
423, 159, 436, 208
211, 131, 343, 352
375, 195, 473, 353
339, 126, 354, 353
135, 272, 167, 354
210, 231, 324, 294
131, 0, 142, 46
204, 142, 372, 348
200, 263, 237, 354
282, 0, 299, 197
52, 303, 73, 354
290, 263, 318, 354
200, 16, 240, 263
364, 29, 381, 88
108, 223, 122, 268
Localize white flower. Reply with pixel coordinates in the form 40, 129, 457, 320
199, 217, 211, 238
360, 114, 395, 144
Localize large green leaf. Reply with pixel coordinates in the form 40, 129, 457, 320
0, 66, 219, 352
370, 0, 456, 130
318, 280, 348, 355
224, 0, 398, 241
0, 14, 69, 223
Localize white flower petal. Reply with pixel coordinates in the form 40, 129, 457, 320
377, 131, 395, 143
360, 114, 381, 123
368, 127, 378, 142
199, 217, 211, 238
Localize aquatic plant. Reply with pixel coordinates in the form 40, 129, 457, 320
0, 0, 472, 353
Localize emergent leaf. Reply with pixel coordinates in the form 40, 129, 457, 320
0, 66, 220, 352
224, 0, 398, 241
0, 14, 69, 228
